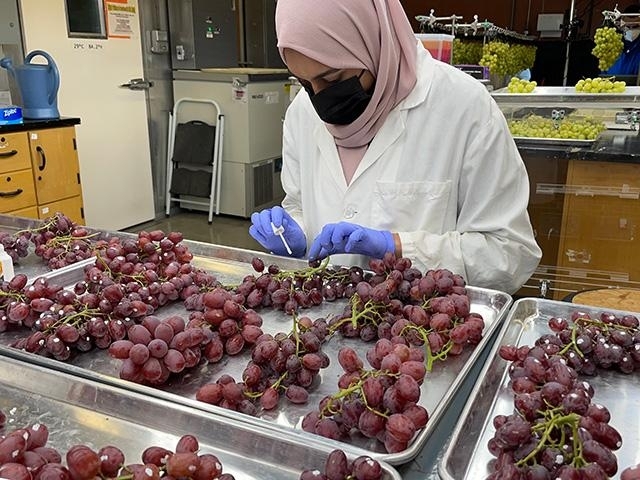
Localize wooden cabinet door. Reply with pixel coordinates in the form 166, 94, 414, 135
556, 160, 640, 295
29, 127, 81, 204
38, 195, 84, 225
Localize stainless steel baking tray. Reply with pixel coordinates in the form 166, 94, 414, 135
0, 354, 402, 480
0, 244, 512, 465
439, 297, 640, 480
513, 136, 596, 147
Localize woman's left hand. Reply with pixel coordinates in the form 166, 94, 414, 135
308, 222, 395, 260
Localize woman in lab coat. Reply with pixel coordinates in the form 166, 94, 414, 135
249, 0, 541, 294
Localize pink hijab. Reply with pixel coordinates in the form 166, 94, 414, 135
275, 0, 418, 150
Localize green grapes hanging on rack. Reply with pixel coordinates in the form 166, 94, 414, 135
452, 39, 484, 65
479, 41, 537, 76
592, 26, 624, 71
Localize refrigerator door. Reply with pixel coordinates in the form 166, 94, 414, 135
168, 0, 239, 69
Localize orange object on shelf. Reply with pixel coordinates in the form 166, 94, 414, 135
415, 33, 454, 64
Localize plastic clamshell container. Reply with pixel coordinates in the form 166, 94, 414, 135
415, 33, 454, 64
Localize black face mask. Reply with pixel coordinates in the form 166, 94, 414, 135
305, 70, 372, 125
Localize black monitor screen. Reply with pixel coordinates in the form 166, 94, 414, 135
65, 0, 106, 38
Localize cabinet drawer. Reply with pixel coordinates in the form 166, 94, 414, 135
0, 169, 37, 213
0, 132, 31, 173
6, 205, 39, 220
38, 195, 84, 225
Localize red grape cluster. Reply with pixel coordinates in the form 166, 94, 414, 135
4, 229, 218, 362
4, 212, 98, 269
31, 216, 96, 269
487, 308, 640, 479
108, 315, 219, 385
302, 343, 429, 454
0, 418, 235, 480
544, 310, 640, 375
195, 315, 330, 413
184, 287, 264, 358
0, 231, 30, 263
299, 449, 383, 480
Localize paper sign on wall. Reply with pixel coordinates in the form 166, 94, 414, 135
231, 78, 248, 103
106, 1, 136, 39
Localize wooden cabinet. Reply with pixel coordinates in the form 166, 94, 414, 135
29, 127, 82, 205
0, 126, 84, 224
38, 196, 84, 225
0, 132, 37, 214
554, 160, 640, 298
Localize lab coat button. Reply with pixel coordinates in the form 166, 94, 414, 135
344, 205, 356, 219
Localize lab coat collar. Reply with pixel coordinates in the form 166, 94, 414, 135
397, 42, 435, 111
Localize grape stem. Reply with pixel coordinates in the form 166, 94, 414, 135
320, 369, 396, 419
401, 324, 456, 372
327, 295, 385, 335
516, 412, 582, 467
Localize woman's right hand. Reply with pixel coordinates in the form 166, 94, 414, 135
249, 206, 307, 257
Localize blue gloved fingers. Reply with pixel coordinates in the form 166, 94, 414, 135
258, 209, 275, 234
308, 224, 334, 260
344, 227, 366, 253
270, 206, 286, 228
250, 211, 270, 238
249, 224, 270, 246
330, 222, 358, 249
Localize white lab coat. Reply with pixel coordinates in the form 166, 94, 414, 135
280, 44, 542, 294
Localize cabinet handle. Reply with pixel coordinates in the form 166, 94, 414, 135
0, 188, 23, 197
0, 150, 18, 158
36, 146, 46, 171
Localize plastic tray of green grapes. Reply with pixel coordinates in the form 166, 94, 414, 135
439, 298, 640, 479
508, 114, 606, 145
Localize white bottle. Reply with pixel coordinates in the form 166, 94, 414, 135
0, 244, 15, 282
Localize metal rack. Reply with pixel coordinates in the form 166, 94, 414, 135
415, 10, 535, 42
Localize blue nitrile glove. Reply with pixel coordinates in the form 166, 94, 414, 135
249, 206, 306, 257
308, 222, 395, 261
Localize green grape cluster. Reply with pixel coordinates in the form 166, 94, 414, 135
507, 77, 537, 93
508, 114, 606, 140
575, 77, 626, 93
479, 41, 537, 76
452, 39, 484, 65
592, 26, 624, 71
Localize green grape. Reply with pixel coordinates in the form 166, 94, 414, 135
506, 77, 537, 93
479, 41, 537, 76
452, 39, 484, 65
507, 114, 606, 140
592, 26, 624, 71
575, 77, 626, 93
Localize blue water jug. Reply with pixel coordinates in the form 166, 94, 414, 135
0, 50, 60, 120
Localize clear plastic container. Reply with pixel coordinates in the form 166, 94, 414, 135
0, 244, 14, 281
415, 33, 454, 64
